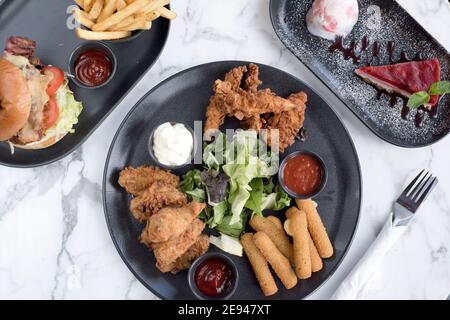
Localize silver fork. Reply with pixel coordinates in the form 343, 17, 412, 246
393, 170, 438, 226
333, 170, 438, 299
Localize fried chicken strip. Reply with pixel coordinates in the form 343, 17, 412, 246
263, 92, 308, 153
143, 202, 206, 243
204, 65, 248, 140
154, 219, 206, 272
224, 65, 248, 92
214, 82, 296, 121
130, 181, 187, 222
204, 64, 298, 140
118, 166, 180, 197
170, 234, 210, 274
244, 63, 262, 93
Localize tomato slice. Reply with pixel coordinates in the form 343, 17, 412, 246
42, 66, 65, 96
43, 96, 59, 129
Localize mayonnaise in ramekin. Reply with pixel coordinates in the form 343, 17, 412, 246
151, 122, 193, 166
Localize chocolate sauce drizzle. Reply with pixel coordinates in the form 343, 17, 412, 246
329, 36, 433, 127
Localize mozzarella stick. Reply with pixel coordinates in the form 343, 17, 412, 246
295, 199, 333, 258
241, 233, 278, 296
250, 215, 292, 261
253, 232, 297, 289
308, 231, 323, 272
286, 207, 311, 279
267, 216, 283, 230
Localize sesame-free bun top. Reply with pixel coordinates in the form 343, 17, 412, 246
0, 58, 31, 141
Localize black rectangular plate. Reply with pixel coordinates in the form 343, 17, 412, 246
0, 0, 170, 167
270, 0, 450, 147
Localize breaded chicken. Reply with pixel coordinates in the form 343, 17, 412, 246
143, 202, 206, 243
130, 181, 187, 222
203, 64, 306, 148
118, 166, 179, 197
215, 83, 296, 121
224, 65, 248, 92
170, 234, 210, 274
263, 92, 308, 153
244, 63, 262, 93
154, 219, 206, 273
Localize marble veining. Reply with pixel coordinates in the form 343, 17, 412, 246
0, 0, 449, 300
396, 0, 450, 53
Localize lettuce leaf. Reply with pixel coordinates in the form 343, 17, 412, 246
179, 130, 291, 239
261, 185, 291, 211
179, 169, 206, 203
216, 210, 251, 238
245, 178, 264, 214
45, 86, 83, 138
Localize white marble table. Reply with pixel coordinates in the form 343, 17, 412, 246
0, 0, 449, 300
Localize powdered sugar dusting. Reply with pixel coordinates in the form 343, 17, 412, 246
272, 0, 450, 147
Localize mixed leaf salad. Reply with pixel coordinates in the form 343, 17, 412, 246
179, 130, 291, 253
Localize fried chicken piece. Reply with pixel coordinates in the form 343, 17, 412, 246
118, 166, 179, 197
244, 63, 262, 93
241, 115, 267, 131
263, 92, 308, 153
142, 202, 206, 243
224, 65, 247, 92
170, 234, 210, 274
154, 219, 206, 273
204, 64, 297, 140
204, 94, 227, 141
130, 181, 187, 222
214, 82, 296, 121
204, 66, 248, 140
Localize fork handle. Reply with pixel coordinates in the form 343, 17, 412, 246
332, 212, 407, 300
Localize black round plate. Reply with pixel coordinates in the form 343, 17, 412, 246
103, 61, 362, 300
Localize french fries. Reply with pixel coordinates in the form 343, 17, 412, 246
97, 0, 117, 23
122, 20, 152, 32
116, 0, 127, 10
89, 0, 104, 20
73, 8, 95, 29
156, 6, 176, 20
84, 0, 94, 11
92, 0, 149, 31
75, 28, 131, 40
75, 0, 85, 9
73, 0, 175, 40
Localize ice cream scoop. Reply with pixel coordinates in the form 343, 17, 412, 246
306, 0, 359, 40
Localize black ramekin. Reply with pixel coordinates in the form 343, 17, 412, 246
68, 41, 117, 89
148, 122, 195, 170
187, 252, 239, 300
278, 150, 328, 199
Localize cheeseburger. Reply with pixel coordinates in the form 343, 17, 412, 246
0, 36, 83, 149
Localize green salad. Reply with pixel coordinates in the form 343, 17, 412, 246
179, 130, 291, 240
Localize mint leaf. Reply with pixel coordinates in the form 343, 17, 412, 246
428, 81, 450, 95
407, 91, 430, 109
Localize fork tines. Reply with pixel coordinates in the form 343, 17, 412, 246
398, 170, 438, 212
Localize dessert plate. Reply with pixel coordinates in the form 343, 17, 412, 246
270, 0, 450, 147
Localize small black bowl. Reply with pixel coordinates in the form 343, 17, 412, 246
148, 122, 195, 170
68, 41, 117, 89
278, 150, 328, 199
188, 252, 239, 300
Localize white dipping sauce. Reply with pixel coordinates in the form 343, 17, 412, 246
152, 122, 193, 166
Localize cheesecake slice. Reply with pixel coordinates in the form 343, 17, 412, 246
355, 58, 441, 107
